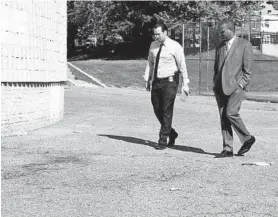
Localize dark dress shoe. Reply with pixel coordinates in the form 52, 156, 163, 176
215, 150, 233, 158
168, 131, 178, 146
238, 136, 256, 155
154, 144, 167, 150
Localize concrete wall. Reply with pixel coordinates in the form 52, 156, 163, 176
1, 82, 64, 136
262, 44, 278, 57
1, 0, 67, 136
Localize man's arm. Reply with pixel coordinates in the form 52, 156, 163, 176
239, 41, 253, 89
175, 44, 190, 93
143, 46, 154, 91
144, 62, 151, 91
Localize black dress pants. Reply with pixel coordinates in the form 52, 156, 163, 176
151, 79, 178, 145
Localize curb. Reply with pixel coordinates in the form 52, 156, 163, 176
200, 92, 278, 103
67, 62, 107, 88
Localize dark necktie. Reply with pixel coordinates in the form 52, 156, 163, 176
154, 44, 163, 80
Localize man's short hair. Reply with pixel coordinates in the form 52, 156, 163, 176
153, 22, 168, 32
219, 19, 235, 32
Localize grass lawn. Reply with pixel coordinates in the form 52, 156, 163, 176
69, 52, 278, 93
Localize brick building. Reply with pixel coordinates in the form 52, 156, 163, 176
1, 0, 67, 136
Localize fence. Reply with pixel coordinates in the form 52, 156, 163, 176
171, 20, 278, 95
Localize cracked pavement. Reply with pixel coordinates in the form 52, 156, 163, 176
2, 86, 278, 217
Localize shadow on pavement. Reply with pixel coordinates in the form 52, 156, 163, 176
98, 134, 217, 156
168, 145, 217, 156
98, 134, 157, 148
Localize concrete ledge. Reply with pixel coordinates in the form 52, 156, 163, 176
245, 92, 278, 103
200, 91, 278, 103
1, 82, 64, 137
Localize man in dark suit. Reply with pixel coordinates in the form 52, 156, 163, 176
213, 19, 256, 158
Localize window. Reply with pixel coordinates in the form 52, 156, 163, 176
262, 32, 278, 44
264, 20, 270, 28
270, 33, 278, 44
263, 35, 270, 44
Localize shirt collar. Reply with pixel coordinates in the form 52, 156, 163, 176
226, 35, 236, 47
161, 36, 170, 46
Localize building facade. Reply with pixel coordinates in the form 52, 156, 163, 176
233, 1, 278, 57
1, 0, 67, 136
260, 1, 278, 56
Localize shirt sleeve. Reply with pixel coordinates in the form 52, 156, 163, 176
143, 61, 150, 81
143, 45, 154, 82
175, 43, 189, 84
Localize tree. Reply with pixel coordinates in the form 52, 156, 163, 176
67, 1, 264, 58
68, 1, 113, 43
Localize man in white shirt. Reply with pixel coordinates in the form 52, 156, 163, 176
213, 19, 255, 158
144, 22, 190, 150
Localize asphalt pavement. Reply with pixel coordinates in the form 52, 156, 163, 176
2, 86, 278, 217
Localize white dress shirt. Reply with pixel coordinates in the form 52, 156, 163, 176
144, 36, 190, 91
226, 35, 236, 52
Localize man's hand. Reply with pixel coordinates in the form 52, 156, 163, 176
181, 84, 189, 95
146, 81, 151, 91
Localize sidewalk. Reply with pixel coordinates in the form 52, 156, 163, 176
2, 86, 278, 217
245, 91, 278, 103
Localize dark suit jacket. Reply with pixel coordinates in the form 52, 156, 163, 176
213, 36, 254, 96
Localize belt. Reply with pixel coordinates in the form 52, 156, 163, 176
155, 76, 174, 82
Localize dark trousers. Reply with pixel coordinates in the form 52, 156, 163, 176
214, 83, 251, 151
151, 79, 178, 145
